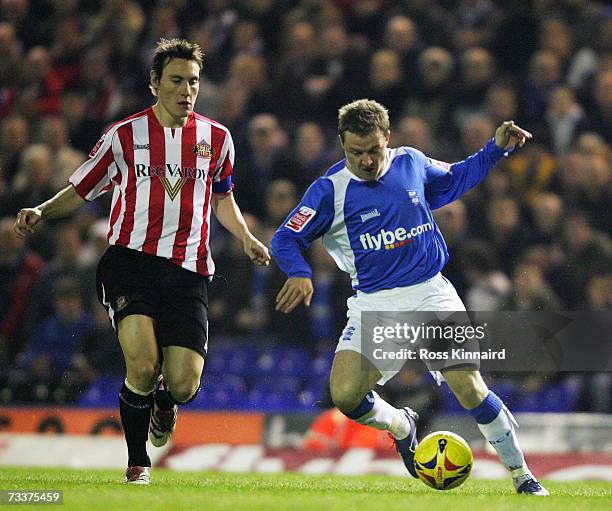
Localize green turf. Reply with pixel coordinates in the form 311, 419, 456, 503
0, 467, 610, 511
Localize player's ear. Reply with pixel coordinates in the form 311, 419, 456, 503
385, 130, 391, 144
149, 70, 159, 97
338, 132, 345, 149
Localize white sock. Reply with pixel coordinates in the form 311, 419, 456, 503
477, 405, 526, 471
350, 391, 411, 439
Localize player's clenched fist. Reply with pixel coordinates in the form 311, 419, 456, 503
243, 234, 271, 266
494, 120, 532, 150
275, 277, 314, 314
13, 207, 43, 238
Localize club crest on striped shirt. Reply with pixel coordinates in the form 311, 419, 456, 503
194, 139, 215, 158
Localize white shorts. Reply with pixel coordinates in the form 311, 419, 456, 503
335, 273, 466, 385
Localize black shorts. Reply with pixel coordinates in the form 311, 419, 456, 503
96, 245, 209, 357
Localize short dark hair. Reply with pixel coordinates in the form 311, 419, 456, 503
338, 99, 390, 141
151, 38, 203, 82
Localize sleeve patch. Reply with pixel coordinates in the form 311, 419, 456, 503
285, 206, 316, 232
89, 135, 105, 158
430, 158, 452, 172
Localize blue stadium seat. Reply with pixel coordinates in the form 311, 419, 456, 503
76, 376, 124, 407
246, 388, 298, 412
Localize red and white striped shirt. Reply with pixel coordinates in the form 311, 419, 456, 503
69, 107, 234, 276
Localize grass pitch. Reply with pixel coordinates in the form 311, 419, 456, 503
0, 467, 610, 511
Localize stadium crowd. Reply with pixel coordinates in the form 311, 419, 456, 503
0, 0, 610, 413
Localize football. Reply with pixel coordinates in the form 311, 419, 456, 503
414, 431, 473, 490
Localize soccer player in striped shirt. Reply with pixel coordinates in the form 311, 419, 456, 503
271, 99, 548, 495
14, 38, 270, 485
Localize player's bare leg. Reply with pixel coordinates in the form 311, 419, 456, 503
117, 314, 160, 484
330, 350, 419, 476
443, 369, 549, 496
148, 346, 205, 447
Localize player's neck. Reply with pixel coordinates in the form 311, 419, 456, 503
152, 104, 189, 128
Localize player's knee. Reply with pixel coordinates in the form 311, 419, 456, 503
166, 379, 199, 403
330, 382, 365, 413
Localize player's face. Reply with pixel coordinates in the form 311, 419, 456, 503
341, 129, 390, 181
151, 58, 200, 127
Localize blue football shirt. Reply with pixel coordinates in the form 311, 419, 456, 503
271, 139, 507, 293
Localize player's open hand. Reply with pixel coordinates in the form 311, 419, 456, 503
13, 207, 43, 238
275, 277, 314, 314
244, 234, 271, 266
494, 121, 532, 150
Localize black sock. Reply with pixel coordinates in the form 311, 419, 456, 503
119, 382, 153, 467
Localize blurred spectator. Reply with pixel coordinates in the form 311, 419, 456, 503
20, 277, 94, 400
368, 49, 406, 119
508, 262, 563, 310
586, 274, 612, 310
528, 192, 563, 245
584, 69, 612, 140
452, 0, 501, 50
460, 113, 494, 154
0, 216, 43, 362
226, 53, 275, 117
551, 211, 612, 308
274, 20, 319, 122
233, 113, 296, 218
25, 222, 87, 334
522, 50, 562, 126
300, 22, 365, 127
555, 150, 611, 232
36, 115, 85, 191
60, 86, 105, 154
79, 46, 123, 123
2, 143, 54, 215
506, 143, 557, 204
450, 47, 496, 130
382, 15, 421, 78
460, 239, 511, 311
405, 46, 454, 139
0, 114, 29, 185
485, 82, 520, 127
293, 121, 338, 191
543, 86, 586, 156
484, 197, 530, 275
83, 0, 145, 65
0, 22, 22, 92
540, 18, 574, 66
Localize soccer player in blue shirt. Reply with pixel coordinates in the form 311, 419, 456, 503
271, 99, 548, 495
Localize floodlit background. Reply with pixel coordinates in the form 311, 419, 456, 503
0, 0, 610, 479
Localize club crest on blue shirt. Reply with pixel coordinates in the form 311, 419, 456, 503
194, 139, 214, 158
407, 190, 420, 205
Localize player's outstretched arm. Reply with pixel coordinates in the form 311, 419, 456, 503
275, 277, 314, 314
13, 185, 85, 238
494, 120, 532, 150
212, 192, 270, 266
